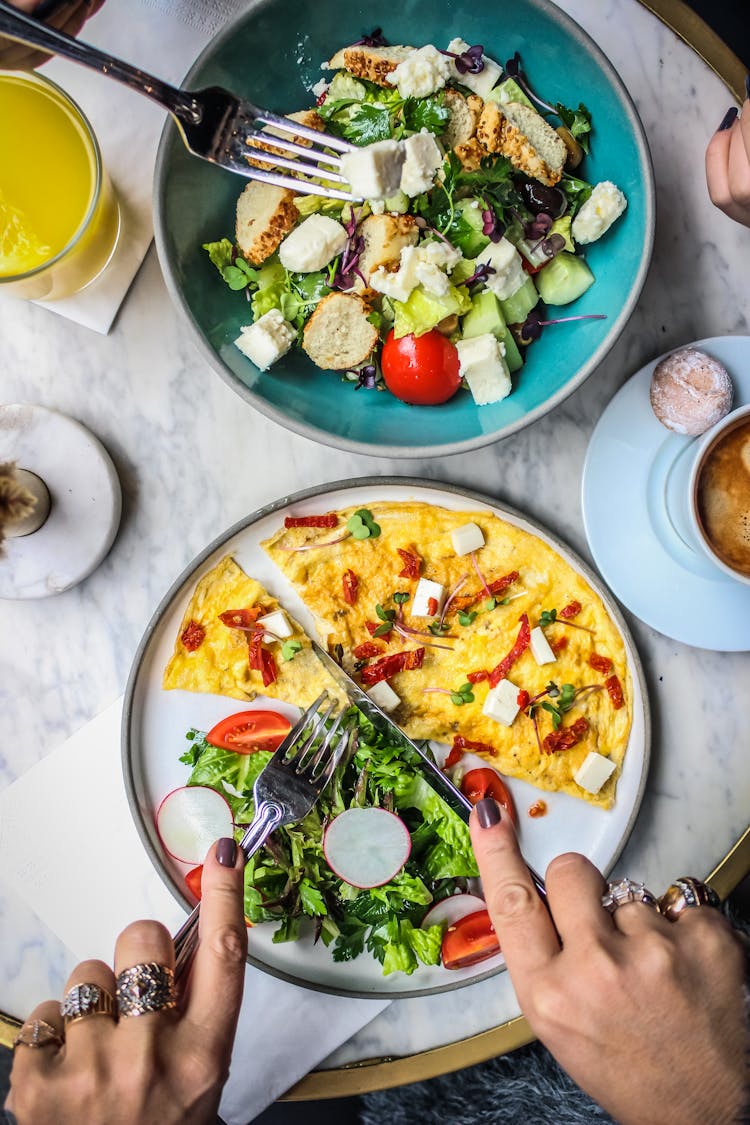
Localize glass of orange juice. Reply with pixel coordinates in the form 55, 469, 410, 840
0, 70, 120, 301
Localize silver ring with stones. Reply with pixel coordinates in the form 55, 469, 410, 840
61, 982, 116, 1026
116, 962, 176, 1018
601, 877, 658, 913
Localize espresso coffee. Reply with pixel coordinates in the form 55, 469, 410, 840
696, 418, 750, 578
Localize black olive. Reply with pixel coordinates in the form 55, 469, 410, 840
520, 181, 567, 218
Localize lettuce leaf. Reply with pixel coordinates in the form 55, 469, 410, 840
392, 284, 472, 339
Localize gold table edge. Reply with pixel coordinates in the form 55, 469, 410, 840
0, 0, 747, 1096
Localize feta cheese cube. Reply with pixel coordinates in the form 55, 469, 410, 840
257, 609, 293, 642
456, 333, 512, 406
341, 139, 405, 200
574, 751, 617, 794
451, 521, 485, 556
400, 129, 444, 197
234, 309, 295, 370
476, 237, 526, 300
311, 78, 329, 99
278, 214, 348, 273
370, 245, 421, 303
386, 44, 452, 98
446, 38, 503, 99
411, 577, 446, 617
571, 181, 627, 245
529, 626, 556, 665
482, 678, 521, 726
366, 680, 401, 713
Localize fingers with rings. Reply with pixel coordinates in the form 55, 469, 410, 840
61, 959, 118, 1041
114, 920, 177, 1024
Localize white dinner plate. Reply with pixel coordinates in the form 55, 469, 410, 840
123, 479, 650, 999
582, 336, 750, 651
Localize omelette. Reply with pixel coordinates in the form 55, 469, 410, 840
262, 503, 632, 810
162, 556, 344, 709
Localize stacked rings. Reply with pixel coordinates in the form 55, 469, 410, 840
61, 983, 116, 1026
658, 877, 720, 921
115, 962, 176, 1018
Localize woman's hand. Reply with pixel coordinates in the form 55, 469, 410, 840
470, 800, 748, 1125
0, 0, 106, 70
5, 839, 247, 1125
706, 100, 750, 228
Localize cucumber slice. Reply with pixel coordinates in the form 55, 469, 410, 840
462, 290, 507, 340
499, 275, 539, 324
501, 328, 523, 373
535, 252, 595, 306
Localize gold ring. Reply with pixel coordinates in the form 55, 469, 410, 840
60, 982, 117, 1026
116, 962, 176, 1018
13, 1018, 64, 1049
658, 877, 720, 922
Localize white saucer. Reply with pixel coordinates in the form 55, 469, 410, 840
582, 336, 750, 651
0, 404, 122, 600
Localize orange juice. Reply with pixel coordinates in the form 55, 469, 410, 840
0, 72, 120, 300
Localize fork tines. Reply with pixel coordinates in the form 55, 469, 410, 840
284, 693, 356, 786
242, 109, 358, 202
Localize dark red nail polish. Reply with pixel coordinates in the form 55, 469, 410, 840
217, 837, 237, 867
476, 797, 501, 828
718, 107, 738, 132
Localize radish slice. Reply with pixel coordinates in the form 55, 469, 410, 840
156, 786, 234, 865
421, 893, 487, 931
324, 807, 411, 888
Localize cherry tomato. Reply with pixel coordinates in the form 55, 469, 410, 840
185, 865, 203, 900
381, 329, 461, 405
461, 767, 517, 825
442, 909, 500, 970
206, 710, 291, 753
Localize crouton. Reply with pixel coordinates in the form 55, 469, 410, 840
357, 213, 419, 285
246, 109, 325, 171
302, 292, 379, 369
328, 44, 415, 87
477, 101, 566, 186
442, 89, 483, 150
236, 182, 299, 265
454, 137, 486, 172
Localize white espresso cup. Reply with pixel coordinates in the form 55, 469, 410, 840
688, 403, 750, 586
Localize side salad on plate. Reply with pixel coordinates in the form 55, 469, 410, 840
204, 30, 627, 408
159, 706, 511, 977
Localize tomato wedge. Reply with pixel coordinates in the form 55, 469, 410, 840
185, 865, 203, 900
206, 710, 291, 753
461, 767, 517, 825
442, 909, 500, 970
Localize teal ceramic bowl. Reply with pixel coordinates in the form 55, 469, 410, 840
154, 0, 654, 457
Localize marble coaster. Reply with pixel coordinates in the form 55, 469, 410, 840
0, 404, 122, 600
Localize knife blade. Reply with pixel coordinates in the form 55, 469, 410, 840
311, 641, 547, 899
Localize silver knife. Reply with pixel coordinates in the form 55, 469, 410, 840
311, 640, 547, 899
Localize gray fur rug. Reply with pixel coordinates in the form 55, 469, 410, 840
360, 904, 750, 1125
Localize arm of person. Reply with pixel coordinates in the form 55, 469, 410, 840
0, 0, 106, 71
706, 98, 750, 229
469, 799, 749, 1125
5, 837, 246, 1125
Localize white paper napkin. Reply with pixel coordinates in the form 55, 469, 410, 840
0, 699, 389, 1124
31, 0, 248, 334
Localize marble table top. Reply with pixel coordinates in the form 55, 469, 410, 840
1, 0, 749, 1074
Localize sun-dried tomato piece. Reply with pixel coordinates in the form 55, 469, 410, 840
248, 629, 278, 688
427, 596, 438, 616
605, 674, 624, 710
528, 800, 548, 818
589, 653, 613, 675
516, 689, 530, 709
359, 648, 425, 686
284, 514, 338, 528
181, 620, 205, 651
467, 670, 489, 684
488, 615, 531, 688
219, 607, 261, 630
342, 569, 359, 606
452, 570, 519, 612
452, 735, 497, 755
551, 636, 569, 655
544, 716, 589, 754
353, 641, 383, 659
397, 547, 422, 579
559, 600, 582, 619
444, 743, 465, 770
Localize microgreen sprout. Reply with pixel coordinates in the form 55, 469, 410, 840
440, 43, 485, 75
347, 508, 381, 540
353, 27, 388, 47
450, 683, 476, 706
281, 639, 302, 661
458, 610, 477, 626
481, 207, 504, 242
464, 262, 496, 287
504, 52, 557, 115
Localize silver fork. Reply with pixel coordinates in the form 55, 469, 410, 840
173, 691, 357, 979
0, 2, 359, 201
